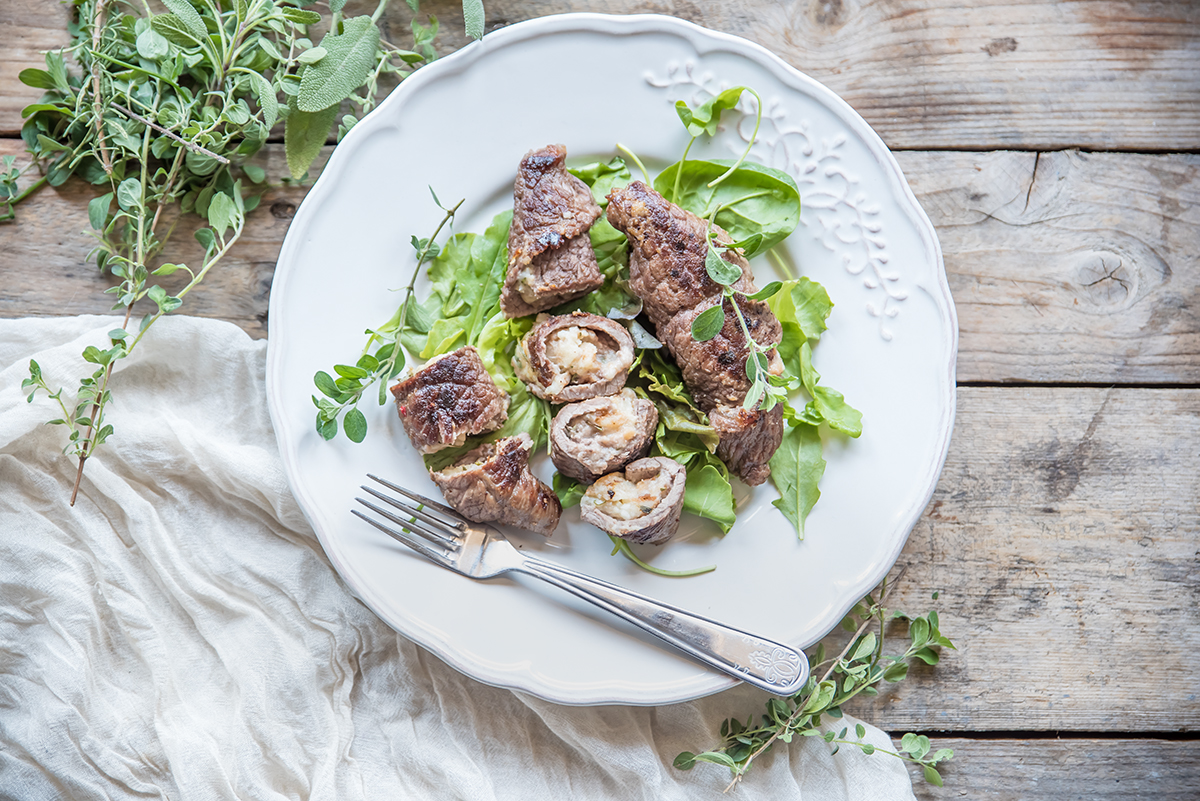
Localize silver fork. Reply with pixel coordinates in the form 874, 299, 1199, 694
353, 474, 810, 696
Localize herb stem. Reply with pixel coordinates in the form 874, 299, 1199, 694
707, 88, 762, 189
89, 0, 113, 176
723, 568, 906, 792
111, 104, 231, 164
616, 142, 650, 184
671, 135, 697, 203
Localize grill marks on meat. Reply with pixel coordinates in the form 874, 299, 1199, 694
390, 347, 508, 454
606, 180, 755, 330
513, 311, 636, 403
501, 145, 604, 317
430, 433, 561, 536
606, 181, 783, 485
550, 389, 658, 484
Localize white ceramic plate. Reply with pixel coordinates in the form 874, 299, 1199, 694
266, 13, 957, 706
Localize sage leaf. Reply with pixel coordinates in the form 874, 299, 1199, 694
162, 0, 208, 40
281, 8, 322, 25
297, 16, 381, 112
284, 97, 338, 179
691, 303, 725, 341
151, 14, 203, 48
463, 0, 485, 40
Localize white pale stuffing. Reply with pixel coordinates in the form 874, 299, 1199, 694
0, 315, 917, 800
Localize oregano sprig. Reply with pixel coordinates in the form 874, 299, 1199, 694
10, 0, 486, 503
675, 569, 957, 790
312, 192, 464, 442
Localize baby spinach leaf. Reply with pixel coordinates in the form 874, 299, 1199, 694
675, 87, 744, 138
769, 422, 825, 538
568, 156, 631, 206
683, 462, 736, 533
653, 159, 800, 258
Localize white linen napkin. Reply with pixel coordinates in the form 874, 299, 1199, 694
0, 315, 917, 801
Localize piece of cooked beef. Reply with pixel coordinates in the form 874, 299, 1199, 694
659, 296, 784, 411
390, 347, 508, 454
429, 433, 561, 536
605, 181, 785, 485
512, 311, 636, 403
550, 389, 658, 483
579, 457, 687, 545
606, 181, 755, 330
709, 404, 785, 487
500, 234, 604, 318
501, 144, 604, 318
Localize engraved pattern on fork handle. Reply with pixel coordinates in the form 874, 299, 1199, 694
517, 554, 809, 696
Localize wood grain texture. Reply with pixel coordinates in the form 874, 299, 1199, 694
3, 144, 1196, 387
903, 738, 1200, 800
898, 150, 1200, 385
3, 1, 1198, 149
851, 387, 1200, 732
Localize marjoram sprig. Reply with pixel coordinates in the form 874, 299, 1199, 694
675, 569, 957, 790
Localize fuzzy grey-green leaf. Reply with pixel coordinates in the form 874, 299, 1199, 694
284, 97, 338, 179
297, 16, 380, 112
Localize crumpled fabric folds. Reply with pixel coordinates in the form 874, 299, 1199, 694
0, 315, 917, 801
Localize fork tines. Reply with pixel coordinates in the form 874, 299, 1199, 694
353, 476, 465, 561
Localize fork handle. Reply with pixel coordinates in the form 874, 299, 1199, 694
516, 555, 809, 696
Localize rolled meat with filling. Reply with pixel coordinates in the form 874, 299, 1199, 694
513, 311, 635, 403
580, 457, 687, 545
429, 433, 561, 536
550, 389, 658, 484
390, 346, 508, 454
501, 144, 605, 317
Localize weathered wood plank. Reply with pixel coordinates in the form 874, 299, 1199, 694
901, 738, 1200, 800
3, 144, 1195, 386
854, 387, 1200, 732
3, 1, 1198, 149
898, 150, 1200, 385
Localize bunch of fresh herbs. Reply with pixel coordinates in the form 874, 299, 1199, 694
13, 0, 485, 503
676, 570, 956, 790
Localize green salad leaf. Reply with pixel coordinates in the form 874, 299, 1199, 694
768, 422, 825, 538
653, 159, 800, 258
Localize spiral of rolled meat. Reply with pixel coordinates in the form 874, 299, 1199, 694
580, 457, 687, 545
550, 389, 658, 483
512, 311, 636, 404
606, 181, 784, 485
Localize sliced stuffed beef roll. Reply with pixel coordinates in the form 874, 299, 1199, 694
429, 433, 561, 536
580, 457, 687, 545
513, 311, 636, 403
550, 389, 658, 483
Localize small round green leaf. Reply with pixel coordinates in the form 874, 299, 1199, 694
691, 304, 726, 342
343, 408, 367, 443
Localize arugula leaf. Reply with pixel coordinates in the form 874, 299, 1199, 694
769, 422, 825, 538
568, 157, 631, 206
652, 159, 800, 258
799, 343, 863, 438
404, 211, 511, 357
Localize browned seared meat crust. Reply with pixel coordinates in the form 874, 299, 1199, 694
429, 433, 561, 536
659, 297, 784, 411
390, 347, 508, 454
580, 457, 687, 545
500, 233, 604, 319
513, 311, 636, 403
710, 405, 784, 487
606, 182, 784, 485
606, 181, 754, 330
550, 389, 658, 483
502, 145, 604, 317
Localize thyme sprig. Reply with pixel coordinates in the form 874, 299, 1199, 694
675, 569, 957, 789
11, 0, 485, 503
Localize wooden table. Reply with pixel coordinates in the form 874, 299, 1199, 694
3, 1, 1197, 797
